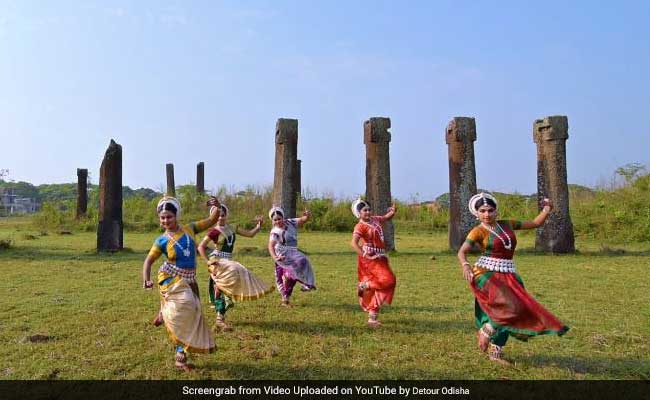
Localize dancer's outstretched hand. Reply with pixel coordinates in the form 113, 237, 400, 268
143, 280, 154, 290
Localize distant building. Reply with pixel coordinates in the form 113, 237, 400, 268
0, 188, 40, 214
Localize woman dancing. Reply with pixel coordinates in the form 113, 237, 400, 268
142, 196, 220, 372
197, 203, 274, 331
267, 206, 316, 307
457, 192, 569, 364
350, 198, 397, 327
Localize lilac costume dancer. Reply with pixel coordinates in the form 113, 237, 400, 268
268, 206, 316, 303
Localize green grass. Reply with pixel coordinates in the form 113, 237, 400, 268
1, 216, 649, 380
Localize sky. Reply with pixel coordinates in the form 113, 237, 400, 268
1, 0, 649, 201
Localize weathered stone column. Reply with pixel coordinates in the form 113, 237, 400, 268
273, 118, 299, 218
97, 140, 123, 251
295, 159, 302, 196
76, 168, 88, 219
446, 117, 478, 251
196, 162, 205, 194
533, 116, 575, 253
364, 117, 395, 251
166, 163, 176, 197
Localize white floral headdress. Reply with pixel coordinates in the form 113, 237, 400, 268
210, 203, 228, 217
157, 196, 181, 218
268, 205, 284, 220
468, 192, 498, 217
351, 197, 370, 219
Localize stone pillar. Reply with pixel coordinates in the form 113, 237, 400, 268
295, 159, 302, 196
196, 162, 205, 194
364, 117, 395, 251
445, 117, 478, 251
533, 116, 575, 253
76, 168, 88, 219
273, 118, 299, 218
166, 163, 175, 197
97, 139, 123, 251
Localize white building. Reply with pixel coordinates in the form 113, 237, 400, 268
0, 188, 40, 214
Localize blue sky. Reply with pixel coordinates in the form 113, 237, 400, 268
1, 0, 649, 201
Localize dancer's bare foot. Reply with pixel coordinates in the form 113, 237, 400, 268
367, 319, 382, 328
478, 324, 495, 353
280, 299, 293, 308
175, 361, 194, 372
175, 353, 194, 372
477, 330, 489, 352
152, 312, 164, 327
367, 312, 381, 328
488, 344, 512, 366
214, 320, 233, 332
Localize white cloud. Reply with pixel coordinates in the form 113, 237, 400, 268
104, 7, 127, 18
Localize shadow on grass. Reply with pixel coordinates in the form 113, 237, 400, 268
202, 360, 458, 380
237, 318, 468, 336
308, 302, 453, 314
0, 246, 144, 262
303, 249, 456, 257
512, 247, 650, 257
518, 354, 650, 378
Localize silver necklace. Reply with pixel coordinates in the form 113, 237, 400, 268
218, 225, 235, 248
166, 229, 192, 258
481, 222, 512, 250
362, 219, 384, 243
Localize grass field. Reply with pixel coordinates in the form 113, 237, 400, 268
1, 217, 649, 380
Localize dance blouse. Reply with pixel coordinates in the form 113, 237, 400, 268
207, 225, 237, 254
270, 219, 300, 247
464, 220, 522, 260
353, 216, 387, 250
147, 220, 212, 269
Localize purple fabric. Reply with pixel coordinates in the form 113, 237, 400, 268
275, 265, 298, 300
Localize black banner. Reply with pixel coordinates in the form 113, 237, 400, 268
1, 380, 648, 400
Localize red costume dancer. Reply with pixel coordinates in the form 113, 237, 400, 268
350, 198, 397, 327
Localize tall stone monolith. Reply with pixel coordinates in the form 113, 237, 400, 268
197, 162, 205, 194
273, 118, 299, 218
364, 117, 395, 251
533, 116, 575, 253
295, 159, 302, 196
97, 140, 123, 251
166, 163, 175, 197
446, 117, 478, 251
76, 168, 88, 219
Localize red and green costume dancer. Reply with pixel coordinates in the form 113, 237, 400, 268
465, 220, 569, 348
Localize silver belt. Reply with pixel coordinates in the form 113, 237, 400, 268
160, 262, 197, 282
362, 245, 386, 259
475, 256, 516, 273
210, 249, 233, 260
276, 244, 298, 253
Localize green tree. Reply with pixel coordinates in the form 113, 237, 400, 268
615, 163, 646, 185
